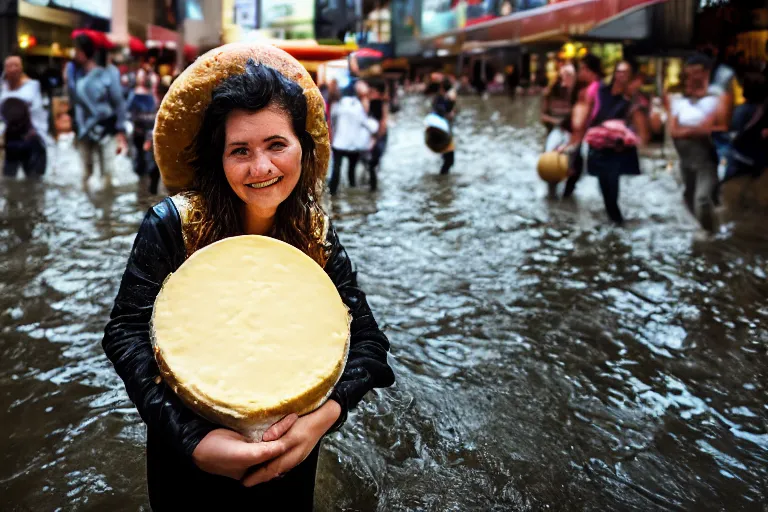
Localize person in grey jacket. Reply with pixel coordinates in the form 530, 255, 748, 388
71, 34, 128, 184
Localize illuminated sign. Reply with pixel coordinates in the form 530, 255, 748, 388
22, 0, 112, 19
261, 0, 314, 39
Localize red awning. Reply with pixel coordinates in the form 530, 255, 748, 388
184, 44, 199, 61
147, 25, 179, 49
129, 36, 148, 55
431, 0, 668, 45
72, 29, 115, 50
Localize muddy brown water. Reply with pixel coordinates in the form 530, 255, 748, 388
1, 97, 767, 511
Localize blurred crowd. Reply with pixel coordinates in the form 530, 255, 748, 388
2, 33, 767, 233
394, 42, 768, 232
0, 30, 186, 194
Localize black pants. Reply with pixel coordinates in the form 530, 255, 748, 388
597, 171, 623, 224
3, 135, 47, 177
440, 151, 455, 175
329, 148, 360, 195
148, 162, 161, 195
368, 133, 387, 191
146, 430, 320, 510
133, 132, 149, 176
562, 147, 584, 197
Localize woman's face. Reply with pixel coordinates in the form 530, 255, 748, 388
613, 62, 632, 88
3, 56, 22, 83
577, 62, 592, 83
222, 106, 303, 217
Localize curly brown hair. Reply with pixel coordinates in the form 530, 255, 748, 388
183, 60, 329, 266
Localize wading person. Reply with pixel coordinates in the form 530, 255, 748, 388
540, 63, 576, 196
71, 33, 128, 184
583, 59, 649, 225
563, 53, 603, 198
725, 72, 768, 186
428, 78, 457, 175
670, 54, 726, 232
702, 45, 736, 179
1, 55, 48, 177
1, 55, 48, 142
328, 80, 378, 195
102, 44, 394, 509
366, 79, 389, 192
138, 74, 173, 195
128, 57, 159, 178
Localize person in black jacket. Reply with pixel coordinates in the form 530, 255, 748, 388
102, 47, 395, 510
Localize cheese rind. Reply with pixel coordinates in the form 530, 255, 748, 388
151, 235, 350, 440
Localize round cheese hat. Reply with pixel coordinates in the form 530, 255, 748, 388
151, 235, 350, 440
153, 42, 331, 190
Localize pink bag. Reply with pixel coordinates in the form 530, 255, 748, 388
584, 120, 639, 150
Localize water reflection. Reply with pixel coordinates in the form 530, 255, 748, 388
1, 96, 767, 510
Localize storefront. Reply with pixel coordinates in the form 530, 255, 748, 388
13, 1, 112, 93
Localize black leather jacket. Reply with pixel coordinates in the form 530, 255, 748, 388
102, 197, 395, 465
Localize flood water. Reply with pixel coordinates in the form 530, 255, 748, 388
1, 96, 767, 511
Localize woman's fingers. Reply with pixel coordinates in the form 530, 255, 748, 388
262, 413, 298, 442
229, 438, 288, 468
241, 453, 289, 487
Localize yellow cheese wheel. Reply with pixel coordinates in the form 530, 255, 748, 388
537, 151, 569, 183
151, 235, 350, 440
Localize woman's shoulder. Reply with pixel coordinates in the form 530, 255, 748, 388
17, 78, 41, 93
167, 192, 195, 223
143, 195, 183, 230
165, 192, 203, 256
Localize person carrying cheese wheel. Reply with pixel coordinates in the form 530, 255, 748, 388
101, 43, 395, 509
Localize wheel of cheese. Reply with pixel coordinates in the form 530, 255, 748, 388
151, 235, 350, 441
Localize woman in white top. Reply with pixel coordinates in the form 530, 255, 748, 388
1, 55, 48, 177
1, 55, 48, 139
328, 80, 378, 196
669, 54, 727, 233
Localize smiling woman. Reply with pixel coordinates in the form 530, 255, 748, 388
101, 44, 395, 509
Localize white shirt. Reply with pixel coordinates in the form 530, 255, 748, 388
330, 96, 378, 152
671, 95, 719, 127
0, 78, 48, 141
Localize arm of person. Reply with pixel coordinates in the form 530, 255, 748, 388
29, 80, 49, 138
631, 108, 651, 146
330, 101, 339, 132
378, 102, 389, 138
540, 86, 557, 126
720, 80, 735, 126
107, 68, 129, 151
144, 128, 153, 152
567, 100, 591, 147
675, 110, 721, 138
349, 54, 360, 76
711, 95, 731, 133
668, 112, 689, 138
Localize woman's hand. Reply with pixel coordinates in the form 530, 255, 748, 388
192, 414, 297, 480
241, 400, 341, 487
116, 132, 128, 155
